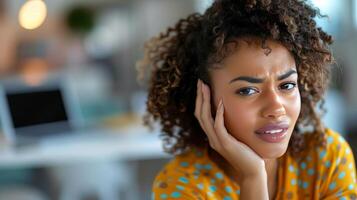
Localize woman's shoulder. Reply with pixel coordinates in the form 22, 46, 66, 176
304, 128, 353, 159
152, 147, 209, 199
153, 147, 219, 184
296, 128, 357, 197
155, 147, 209, 177
152, 147, 239, 199
297, 128, 354, 168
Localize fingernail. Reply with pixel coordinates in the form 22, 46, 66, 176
219, 99, 223, 111
216, 99, 221, 112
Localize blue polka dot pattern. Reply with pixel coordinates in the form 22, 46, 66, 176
152, 130, 357, 199
176, 185, 184, 190
348, 184, 354, 190
338, 171, 346, 179
215, 172, 223, 179
300, 162, 307, 169
204, 164, 212, 170
325, 161, 331, 167
327, 136, 334, 144
180, 162, 189, 167
225, 186, 232, 193
303, 181, 309, 189
209, 185, 217, 192
170, 192, 181, 198
194, 163, 203, 170
329, 182, 337, 190
289, 165, 295, 172
346, 148, 351, 154
179, 177, 189, 184
291, 179, 296, 185
197, 183, 204, 190
319, 150, 327, 159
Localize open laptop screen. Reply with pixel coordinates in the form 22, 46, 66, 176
6, 89, 68, 128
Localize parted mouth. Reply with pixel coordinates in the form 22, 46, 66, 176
255, 122, 289, 135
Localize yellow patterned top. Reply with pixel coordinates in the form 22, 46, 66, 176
152, 129, 357, 199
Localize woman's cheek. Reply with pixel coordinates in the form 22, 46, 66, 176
223, 100, 255, 134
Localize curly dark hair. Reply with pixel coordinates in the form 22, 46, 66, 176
137, 0, 333, 157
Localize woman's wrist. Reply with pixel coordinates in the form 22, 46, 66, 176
231, 159, 266, 182
238, 168, 267, 185
239, 172, 269, 200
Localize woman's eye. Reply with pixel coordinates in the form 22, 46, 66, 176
280, 82, 297, 91
237, 87, 259, 96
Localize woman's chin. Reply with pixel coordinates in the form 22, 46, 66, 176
253, 131, 293, 159
256, 144, 288, 159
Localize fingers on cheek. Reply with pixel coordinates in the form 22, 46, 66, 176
196, 82, 219, 150
195, 80, 204, 129
194, 100, 202, 119
214, 100, 223, 129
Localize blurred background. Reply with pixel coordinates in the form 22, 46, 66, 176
0, 0, 356, 199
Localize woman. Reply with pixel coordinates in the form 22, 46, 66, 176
137, 0, 357, 199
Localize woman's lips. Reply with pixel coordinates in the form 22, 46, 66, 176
255, 122, 289, 143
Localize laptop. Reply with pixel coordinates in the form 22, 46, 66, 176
0, 73, 84, 147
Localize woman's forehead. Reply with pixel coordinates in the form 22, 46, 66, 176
208, 40, 297, 83
219, 39, 296, 75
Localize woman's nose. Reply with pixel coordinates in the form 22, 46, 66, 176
261, 90, 286, 119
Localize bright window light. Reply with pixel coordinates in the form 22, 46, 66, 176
310, 0, 341, 37
194, 0, 214, 13
19, 0, 47, 30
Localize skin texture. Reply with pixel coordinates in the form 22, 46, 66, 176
195, 39, 301, 199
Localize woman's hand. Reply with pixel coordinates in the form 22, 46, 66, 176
194, 79, 266, 180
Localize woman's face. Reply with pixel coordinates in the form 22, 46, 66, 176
209, 39, 301, 159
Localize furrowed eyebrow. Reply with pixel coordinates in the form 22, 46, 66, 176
229, 69, 297, 84
229, 76, 264, 84
277, 69, 297, 81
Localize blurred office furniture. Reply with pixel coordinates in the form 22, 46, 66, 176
0, 124, 168, 200
0, 185, 48, 200
0, 61, 169, 198
0, 167, 50, 200
49, 160, 137, 200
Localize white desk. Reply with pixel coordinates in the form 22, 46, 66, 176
0, 124, 171, 200
0, 124, 170, 168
